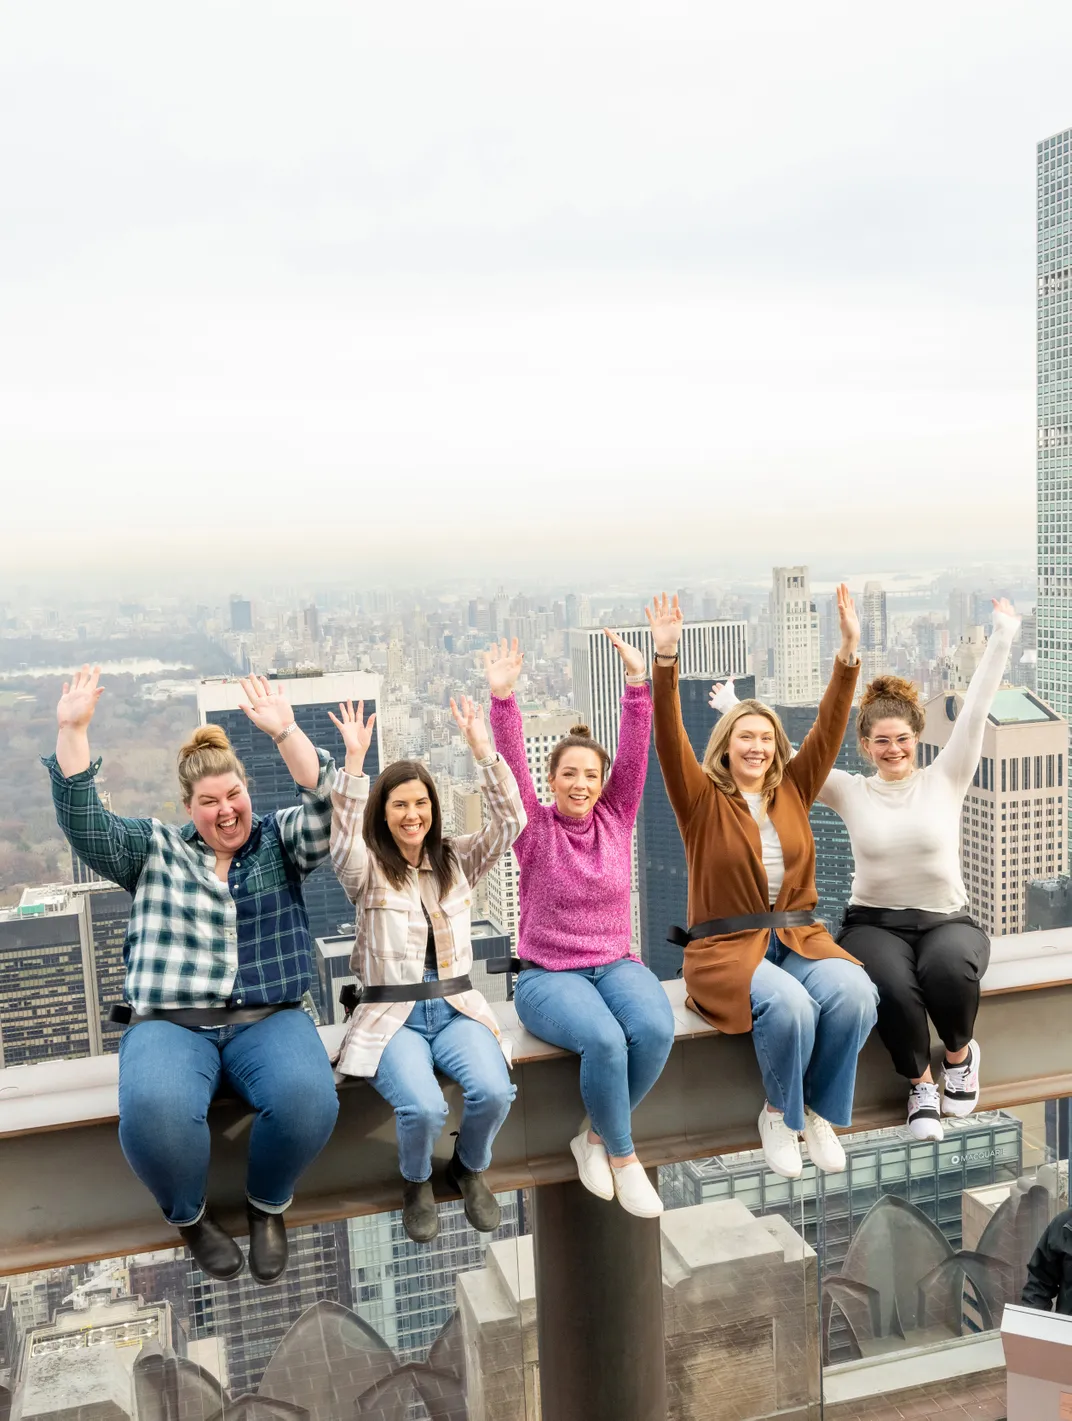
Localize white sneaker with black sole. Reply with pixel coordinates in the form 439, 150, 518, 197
940, 1039, 981, 1118
906, 1081, 944, 1141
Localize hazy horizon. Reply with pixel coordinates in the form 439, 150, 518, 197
1, 1, 1062, 576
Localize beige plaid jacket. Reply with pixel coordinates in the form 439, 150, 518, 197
329, 754, 526, 1076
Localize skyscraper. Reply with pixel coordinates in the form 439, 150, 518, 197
197, 671, 382, 1010
922, 682, 1067, 935
569, 621, 749, 759
1038, 125, 1072, 866
771, 567, 821, 705
229, 596, 253, 633
0, 890, 96, 1066
860, 581, 888, 659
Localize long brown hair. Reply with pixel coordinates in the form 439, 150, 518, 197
363, 760, 457, 898
701, 700, 793, 811
178, 725, 247, 805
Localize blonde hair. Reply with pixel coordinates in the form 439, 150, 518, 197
857, 675, 924, 750
178, 725, 247, 804
702, 699, 793, 811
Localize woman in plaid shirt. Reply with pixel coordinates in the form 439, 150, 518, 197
328, 695, 526, 1244
46, 666, 341, 1286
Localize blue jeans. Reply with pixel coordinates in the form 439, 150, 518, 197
513, 957, 676, 1157
118, 1008, 339, 1227
751, 935, 878, 1133
371, 989, 516, 1183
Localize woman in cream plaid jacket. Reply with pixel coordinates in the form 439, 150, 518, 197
328, 695, 526, 1244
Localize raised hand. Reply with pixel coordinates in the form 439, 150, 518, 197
709, 679, 737, 713
644, 593, 684, 658
603, 628, 646, 679
239, 675, 296, 739
992, 596, 1018, 621
484, 638, 524, 699
836, 583, 860, 661
57, 665, 103, 729
328, 700, 377, 772
450, 695, 493, 760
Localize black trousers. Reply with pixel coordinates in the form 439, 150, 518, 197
837, 907, 991, 1081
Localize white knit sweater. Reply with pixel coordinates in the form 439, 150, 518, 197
819, 611, 1019, 911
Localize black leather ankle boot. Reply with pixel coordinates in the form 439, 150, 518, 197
446, 1146, 501, 1233
401, 1178, 439, 1243
246, 1203, 289, 1285
178, 1212, 244, 1280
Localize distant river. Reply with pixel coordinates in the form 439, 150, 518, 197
0, 659, 195, 680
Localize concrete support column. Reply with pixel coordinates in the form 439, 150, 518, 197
531, 1173, 667, 1421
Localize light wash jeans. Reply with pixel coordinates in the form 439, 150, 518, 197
371, 981, 516, 1183
118, 1008, 339, 1226
750, 934, 878, 1133
513, 957, 676, 1157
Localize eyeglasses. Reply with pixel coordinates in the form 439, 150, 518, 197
866, 735, 916, 749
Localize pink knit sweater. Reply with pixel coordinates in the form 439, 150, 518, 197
488, 684, 652, 970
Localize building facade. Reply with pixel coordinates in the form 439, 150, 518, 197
922, 682, 1068, 936
1037, 126, 1072, 866
771, 567, 821, 706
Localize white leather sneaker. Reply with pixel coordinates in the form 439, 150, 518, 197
906, 1082, 944, 1140
570, 1131, 615, 1201
610, 1162, 664, 1218
758, 1104, 803, 1179
940, 1040, 981, 1117
802, 1108, 846, 1174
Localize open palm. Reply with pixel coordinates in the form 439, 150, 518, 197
484, 638, 524, 698
644, 593, 683, 657
57, 665, 103, 729
328, 701, 377, 759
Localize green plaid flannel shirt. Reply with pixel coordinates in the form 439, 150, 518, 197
44, 749, 335, 1011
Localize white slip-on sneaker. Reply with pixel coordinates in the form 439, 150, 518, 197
570, 1131, 615, 1201
940, 1040, 981, 1117
802, 1108, 846, 1174
610, 1161, 664, 1218
758, 1104, 803, 1179
906, 1081, 944, 1141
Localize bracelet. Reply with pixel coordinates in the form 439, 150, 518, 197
273, 722, 299, 745
475, 751, 498, 768
625, 672, 648, 685
654, 651, 679, 665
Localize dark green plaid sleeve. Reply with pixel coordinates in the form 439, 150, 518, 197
43, 753, 155, 894
276, 748, 336, 878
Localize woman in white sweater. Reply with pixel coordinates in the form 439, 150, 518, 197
712, 600, 1020, 1140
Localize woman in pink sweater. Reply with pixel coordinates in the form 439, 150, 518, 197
486, 633, 675, 1218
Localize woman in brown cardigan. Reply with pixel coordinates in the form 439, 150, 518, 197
647, 587, 877, 1180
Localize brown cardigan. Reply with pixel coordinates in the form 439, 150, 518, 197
652, 656, 861, 1034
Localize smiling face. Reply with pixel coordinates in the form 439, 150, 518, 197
548, 747, 605, 818
727, 714, 777, 791
862, 716, 917, 781
384, 778, 434, 860
186, 772, 253, 856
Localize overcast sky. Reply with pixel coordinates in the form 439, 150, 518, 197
1, 2, 1067, 585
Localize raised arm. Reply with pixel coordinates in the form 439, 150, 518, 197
239, 676, 321, 789
598, 628, 652, 821
327, 700, 378, 901
47, 666, 153, 891
788, 583, 861, 806
937, 601, 1020, 794
449, 695, 527, 884
486, 638, 541, 822
646, 594, 708, 819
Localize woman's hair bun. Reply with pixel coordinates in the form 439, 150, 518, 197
569, 723, 592, 738
860, 675, 920, 709
179, 724, 232, 762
